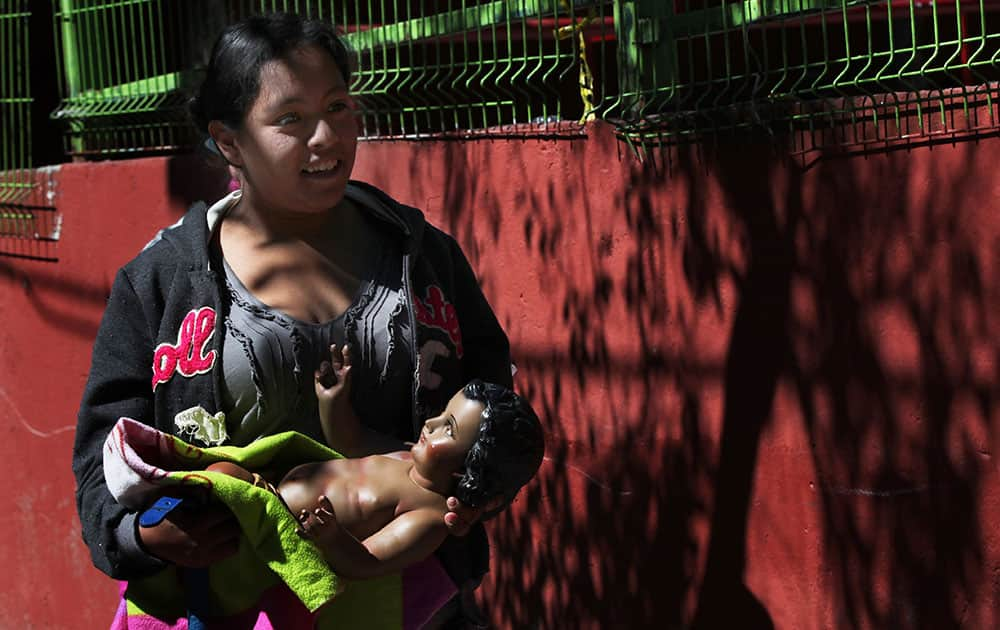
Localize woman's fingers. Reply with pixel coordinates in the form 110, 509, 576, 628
138, 502, 241, 568
443, 496, 486, 537
191, 508, 240, 550
196, 535, 240, 565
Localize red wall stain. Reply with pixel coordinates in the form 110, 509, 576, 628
1, 122, 996, 628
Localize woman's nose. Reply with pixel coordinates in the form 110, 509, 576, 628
308, 118, 337, 150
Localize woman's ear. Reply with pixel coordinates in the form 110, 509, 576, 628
208, 120, 242, 167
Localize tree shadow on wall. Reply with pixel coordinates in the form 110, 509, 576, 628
682, 144, 792, 630
420, 136, 726, 629
407, 128, 995, 629
642, 137, 991, 629
782, 139, 995, 628
412, 138, 705, 629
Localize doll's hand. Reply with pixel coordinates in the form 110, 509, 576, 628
315, 344, 353, 411
297, 495, 344, 545
315, 344, 374, 456
443, 496, 486, 537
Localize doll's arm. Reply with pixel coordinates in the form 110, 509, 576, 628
315, 344, 406, 457
299, 496, 447, 579
315, 343, 360, 449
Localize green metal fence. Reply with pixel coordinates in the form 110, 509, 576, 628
329, 0, 613, 137
33, 0, 1000, 156
1, 1, 32, 202
49, 0, 611, 151
50, 0, 227, 156
612, 0, 1000, 150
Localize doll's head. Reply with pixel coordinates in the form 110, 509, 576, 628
453, 380, 544, 518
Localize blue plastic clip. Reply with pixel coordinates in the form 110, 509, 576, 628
138, 496, 185, 528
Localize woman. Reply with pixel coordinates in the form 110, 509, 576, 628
72, 12, 511, 626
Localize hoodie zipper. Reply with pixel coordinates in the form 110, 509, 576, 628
401, 250, 422, 438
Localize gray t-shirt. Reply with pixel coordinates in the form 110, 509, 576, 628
218, 217, 414, 447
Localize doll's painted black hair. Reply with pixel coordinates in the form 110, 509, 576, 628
454, 380, 544, 518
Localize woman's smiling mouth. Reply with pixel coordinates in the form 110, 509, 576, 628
301, 160, 340, 175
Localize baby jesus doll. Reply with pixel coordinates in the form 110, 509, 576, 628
208, 345, 544, 579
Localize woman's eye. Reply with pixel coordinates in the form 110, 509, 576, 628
328, 102, 348, 113
276, 113, 300, 125
445, 425, 454, 437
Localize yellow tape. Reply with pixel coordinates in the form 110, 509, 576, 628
556, 2, 597, 122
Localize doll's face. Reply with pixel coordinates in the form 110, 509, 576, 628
410, 392, 483, 475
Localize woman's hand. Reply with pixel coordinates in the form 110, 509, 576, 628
443, 496, 486, 537
138, 501, 240, 568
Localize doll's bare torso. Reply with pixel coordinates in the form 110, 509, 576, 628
277, 454, 447, 540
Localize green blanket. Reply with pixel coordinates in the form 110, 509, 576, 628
106, 417, 405, 628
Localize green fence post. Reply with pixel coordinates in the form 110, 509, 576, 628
615, 0, 675, 124
56, 0, 84, 155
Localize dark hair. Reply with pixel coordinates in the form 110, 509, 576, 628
189, 12, 353, 133
455, 380, 545, 518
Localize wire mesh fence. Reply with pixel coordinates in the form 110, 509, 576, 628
611, 0, 1000, 151
49, 0, 610, 153
50, 0, 227, 157
1, 0, 32, 201
27, 0, 1000, 158
325, 0, 614, 138
0, 1, 59, 261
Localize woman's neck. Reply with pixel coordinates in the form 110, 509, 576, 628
229, 189, 359, 245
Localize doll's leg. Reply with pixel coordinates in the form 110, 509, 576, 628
206, 460, 254, 483
207, 460, 294, 517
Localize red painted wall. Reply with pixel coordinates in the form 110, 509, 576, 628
1, 122, 996, 628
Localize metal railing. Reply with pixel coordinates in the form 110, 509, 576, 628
49, 0, 610, 152
612, 0, 1000, 150
50, 0, 225, 156
1, 0, 32, 201
28, 0, 1000, 157
330, 0, 613, 137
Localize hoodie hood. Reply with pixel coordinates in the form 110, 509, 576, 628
142, 180, 428, 270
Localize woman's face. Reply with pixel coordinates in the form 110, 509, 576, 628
221, 45, 358, 217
